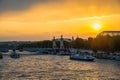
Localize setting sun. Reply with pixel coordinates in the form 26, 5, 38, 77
93, 23, 101, 30
0, 0, 120, 41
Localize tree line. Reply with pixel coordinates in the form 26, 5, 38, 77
71, 35, 120, 52
1, 35, 120, 52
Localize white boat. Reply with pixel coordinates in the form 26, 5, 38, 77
10, 50, 20, 59
70, 53, 95, 61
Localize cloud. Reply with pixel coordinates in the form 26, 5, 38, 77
0, 0, 120, 41
0, 0, 120, 14
0, 0, 62, 13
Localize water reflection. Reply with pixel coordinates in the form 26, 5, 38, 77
0, 53, 120, 80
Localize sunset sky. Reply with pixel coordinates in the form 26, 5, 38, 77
0, 0, 120, 41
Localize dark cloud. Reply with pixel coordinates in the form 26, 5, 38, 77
0, 0, 120, 14
0, 0, 60, 13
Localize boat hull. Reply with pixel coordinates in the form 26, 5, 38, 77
0, 54, 3, 59
10, 54, 20, 59
0, 56, 3, 59
70, 56, 94, 61
70, 54, 95, 61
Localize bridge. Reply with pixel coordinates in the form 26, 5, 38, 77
97, 31, 120, 37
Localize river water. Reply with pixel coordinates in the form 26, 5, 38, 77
0, 52, 120, 80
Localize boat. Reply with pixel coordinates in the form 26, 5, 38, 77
10, 52, 20, 59
114, 55, 120, 61
109, 53, 120, 61
70, 53, 95, 61
10, 50, 20, 59
0, 53, 3, 59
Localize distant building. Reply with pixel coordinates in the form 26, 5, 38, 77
0, 41, 32, 46
97, 31, 120, 37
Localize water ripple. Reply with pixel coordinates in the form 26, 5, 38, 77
0, 53, 120, 80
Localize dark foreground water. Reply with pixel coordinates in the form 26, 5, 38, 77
0, 52, 120, 80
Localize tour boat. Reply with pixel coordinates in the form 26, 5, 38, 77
10, 50, 20, 58
70, 53, 95, 61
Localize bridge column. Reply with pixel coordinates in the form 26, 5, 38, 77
53, 36, 57, 49
60, 35, 64, 50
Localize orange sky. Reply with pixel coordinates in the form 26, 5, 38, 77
0, 0, 120, 41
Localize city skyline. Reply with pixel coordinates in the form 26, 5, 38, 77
0, 0, 120, 41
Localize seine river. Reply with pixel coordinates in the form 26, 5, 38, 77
0, 52, 120, 80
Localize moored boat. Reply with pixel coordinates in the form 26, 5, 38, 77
114, 55, 120, 61
0, 53, 3, 59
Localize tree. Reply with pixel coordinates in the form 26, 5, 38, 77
71, 37, 85, 49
